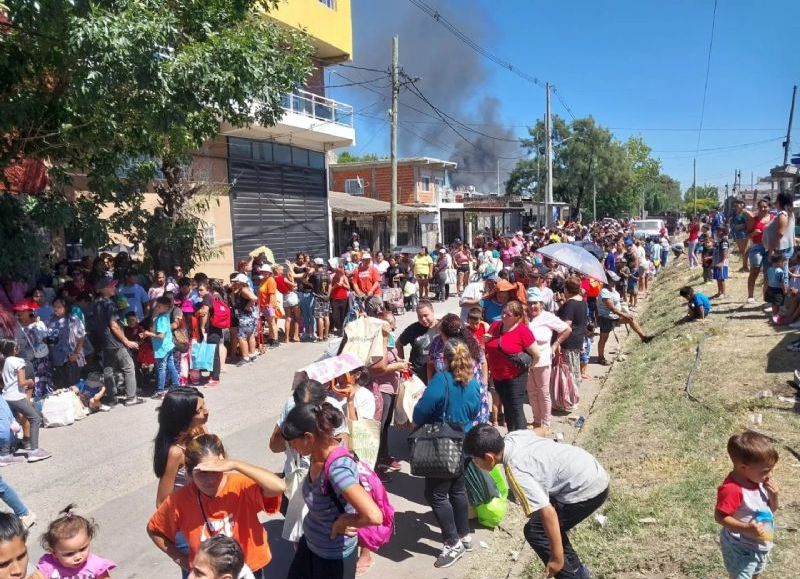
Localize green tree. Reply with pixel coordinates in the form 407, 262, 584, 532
0, 0, 313, 276
644, 174, 683, 214
510, 115, 634, 219
336, 152, 382, 163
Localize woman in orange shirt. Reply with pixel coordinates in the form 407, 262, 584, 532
147, 434, 285, 578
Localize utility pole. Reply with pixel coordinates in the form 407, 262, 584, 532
780, 85, 797, 193
692, 158, 697, 215
496, 159, 500, 196
389, 35, 399, 250
783, 85, 797, 166
545, 82, 553, 226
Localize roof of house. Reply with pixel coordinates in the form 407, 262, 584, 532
330, 157, 457, 171
328, 191, 426, 215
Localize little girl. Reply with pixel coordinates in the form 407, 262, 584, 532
0, 512, 34, 578
189, 536, 255, 579
36, 505, 116, 578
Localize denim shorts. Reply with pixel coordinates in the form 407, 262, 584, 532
720, 531, 770, 579
749, 243, 767, 269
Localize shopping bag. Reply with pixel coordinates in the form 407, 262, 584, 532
349, 418, 381, 469
394, 372, 426, 426
172, 327, 190, 353
42, 391, 76, 427
473, 465, 509, 528
446, 268, 457, 286
191, 341, 215, 372
342, 317, 386, 366
68, 390, 88, 420
551, 352, 580, 411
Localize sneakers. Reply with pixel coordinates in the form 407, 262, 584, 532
376, 469, 392, 484
378, 458, 402, 472
0, 454, 26, 466
17, 440, 31, 453
20, 513, 36, 529
26, 448, 52, 463
641, 335, 654, 344
98, 404, 112, 412
746, 297, 756, 304
206, 379, 220, 387
123, 397, 145, 406
151, 391, 166, 399
460, 535, 473, 552
433, 541, 465, 568
772, 315, 781, 325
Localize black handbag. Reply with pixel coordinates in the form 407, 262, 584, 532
496, 329, 533, 371
407, 374, 465, 479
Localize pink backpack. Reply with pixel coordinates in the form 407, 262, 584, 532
550, 351, 580, 411
323, 447, 395, 551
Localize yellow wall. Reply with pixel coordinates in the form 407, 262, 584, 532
267, 0, 352, 62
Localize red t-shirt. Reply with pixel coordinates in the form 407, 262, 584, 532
354, 265, 381, 296
467, 322, 487, 347
688, 223, 700, 242
485, 321, 534, 380
275, 275, 292, 295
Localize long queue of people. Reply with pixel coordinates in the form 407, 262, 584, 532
0, 217, 667, 579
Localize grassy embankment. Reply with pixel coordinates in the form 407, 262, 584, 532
530, 260, 800, 578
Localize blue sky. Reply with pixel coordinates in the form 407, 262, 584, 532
327, 0, 797, 194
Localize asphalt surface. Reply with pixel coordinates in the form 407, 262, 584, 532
7, 297, 497, 578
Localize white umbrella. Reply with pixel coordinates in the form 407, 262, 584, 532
538, 243, 607, 283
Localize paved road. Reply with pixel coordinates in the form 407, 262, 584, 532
8, 297, 501, 578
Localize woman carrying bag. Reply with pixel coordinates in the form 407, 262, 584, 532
484, 301, 540, 432
411, 340, 482, 569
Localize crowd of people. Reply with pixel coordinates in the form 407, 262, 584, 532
0, 210, 784, 579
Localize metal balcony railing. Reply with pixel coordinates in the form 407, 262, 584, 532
281, 89, 353, 128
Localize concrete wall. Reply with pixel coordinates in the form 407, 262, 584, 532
266, 0, 352, 62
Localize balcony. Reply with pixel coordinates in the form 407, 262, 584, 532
221, 90, 355, 150
281, 90, 353, 128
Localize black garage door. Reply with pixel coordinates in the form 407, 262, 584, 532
228, 139, 328, 264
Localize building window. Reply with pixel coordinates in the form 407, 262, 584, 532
202, 223, 216, 247
292, 147, 309, 168
319, 0, 336, 8
421, 176, 431, 191
345, 178, 364, 196
309, 151, 325, 170
273, 144, 291, 165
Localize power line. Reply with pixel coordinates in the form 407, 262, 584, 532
695, 0, 718, 153
406, 0, 579, 119
337, 63, 389, 74
653, 137, 782, 154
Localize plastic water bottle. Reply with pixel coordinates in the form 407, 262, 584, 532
754, 510, 774, 542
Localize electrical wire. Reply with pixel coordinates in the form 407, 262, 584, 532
406, 0, 579, 119
336, 63, 390, 74
695, 0, 719, 154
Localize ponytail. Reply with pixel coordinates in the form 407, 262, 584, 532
445, 339, 474, 384
281, 402, 343, 442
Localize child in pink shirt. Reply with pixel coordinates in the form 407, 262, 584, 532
37, 505, 116, 578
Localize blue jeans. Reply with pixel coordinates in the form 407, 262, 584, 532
0, 477, 29, 517
155, 354, 180, 393
298, 291, 316, 336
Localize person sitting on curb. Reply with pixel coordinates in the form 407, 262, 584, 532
465, 424, 609, 579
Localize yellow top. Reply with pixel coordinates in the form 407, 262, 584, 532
414, 255, 433, 277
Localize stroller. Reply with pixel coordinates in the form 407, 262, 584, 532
382, 287, 404, 315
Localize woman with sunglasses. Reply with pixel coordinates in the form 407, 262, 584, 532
148, 434, 285, 579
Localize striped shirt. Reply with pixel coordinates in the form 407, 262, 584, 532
302, 456, 359, 559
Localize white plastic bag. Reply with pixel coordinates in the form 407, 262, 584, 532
394, 373, 426, 426
42, 391, 76, 427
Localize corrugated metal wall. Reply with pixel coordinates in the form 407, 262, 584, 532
228, 156, 328, 263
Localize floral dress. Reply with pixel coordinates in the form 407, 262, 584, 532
428, 335, 490, 425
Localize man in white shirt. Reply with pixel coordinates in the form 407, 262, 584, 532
459, 268, 496, 320
465, 425, 609, 579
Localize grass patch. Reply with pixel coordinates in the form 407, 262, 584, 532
525, 260, 800, 579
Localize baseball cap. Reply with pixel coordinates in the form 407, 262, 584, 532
233, 273, 249, 284
361, 252, 372, 260
313, 258, 324, 266
526, 287, 545, 302
94, 276, 118, 290
12, 300, 38, 312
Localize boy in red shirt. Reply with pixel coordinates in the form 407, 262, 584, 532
715, 431, 779, 579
